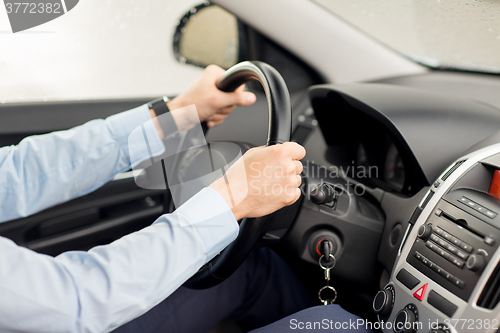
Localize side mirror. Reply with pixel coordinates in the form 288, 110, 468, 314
173, 3, 243, 69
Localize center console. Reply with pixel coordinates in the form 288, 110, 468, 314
374, 143, 500, 333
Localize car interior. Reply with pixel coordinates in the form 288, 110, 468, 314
2, 0, 500, 332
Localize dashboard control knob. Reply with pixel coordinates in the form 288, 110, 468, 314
417, 224, 433, 241
393, 307, 417, 333
310, 183, 337, 205
466, 253, 486, 272
373, 287, 394, 317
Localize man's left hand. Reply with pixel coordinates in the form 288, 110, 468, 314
168, 64, 257, 129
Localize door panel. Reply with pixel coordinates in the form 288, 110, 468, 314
0, 176, 164, 256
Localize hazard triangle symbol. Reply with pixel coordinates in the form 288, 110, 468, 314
413, 283, 428, 301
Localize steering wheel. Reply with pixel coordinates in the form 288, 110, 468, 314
184, 61, 293, 289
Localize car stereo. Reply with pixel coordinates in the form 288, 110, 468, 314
374, 143, 500, 333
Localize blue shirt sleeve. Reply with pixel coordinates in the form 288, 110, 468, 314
0, 187, 239, 333
0, 104, 165, 222
0, 104, 240, 332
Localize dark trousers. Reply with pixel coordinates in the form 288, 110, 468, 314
114, 248, 315, 332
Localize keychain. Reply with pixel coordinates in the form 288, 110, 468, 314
318, 253, 337, 305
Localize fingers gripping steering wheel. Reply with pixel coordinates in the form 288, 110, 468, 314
184, 61, 292, 289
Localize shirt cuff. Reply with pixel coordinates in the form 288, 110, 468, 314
106, 104, 165, 167
165, 187, 239, 261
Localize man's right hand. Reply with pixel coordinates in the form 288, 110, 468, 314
210, 142, 306, 221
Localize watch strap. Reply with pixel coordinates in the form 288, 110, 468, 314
148, 96, 178, 136
148, 96, 170, 117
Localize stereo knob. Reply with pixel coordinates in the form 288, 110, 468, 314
417, 224, 433, 241
466, 253, 486, 272
393, 308, 417, 333
373, 287, 394, 317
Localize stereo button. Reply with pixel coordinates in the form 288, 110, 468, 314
437, 238, 447, 248
431, 264, 444, 275
477, 206, 488, 214
428, 290, 458, 317
439, 269, 452, 280
466, 200, 478, 209
450, 236, 462, 247
455, 249, 468, 260
459, 242, 473, 253
485, 210, 498, 219
396, 268, 420, 290
441, 250, 450, 260
441, 231, 452, 241
448, 275, 465, 289
445, 243, 458, 255
449, 256, 464, 268
485, 236, 495, 246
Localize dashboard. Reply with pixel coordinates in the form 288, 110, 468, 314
277, 79, 500, 328
375, 145, 500, 333
308, 83, 500, 197
310, 86, 423, 196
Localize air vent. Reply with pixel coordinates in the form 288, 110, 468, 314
477, 263, 500, 309
292, 124, 313, 145
441, 160, 466, 181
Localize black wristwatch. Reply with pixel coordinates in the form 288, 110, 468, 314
147, 96, 170, 117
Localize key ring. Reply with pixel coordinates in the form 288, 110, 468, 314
318, 285, 337, 304
319, 254, 336, 269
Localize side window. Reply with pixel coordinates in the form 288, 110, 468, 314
0, 0, 204, 104
173, 4, 323, 93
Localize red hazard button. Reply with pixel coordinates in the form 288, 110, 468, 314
413, 283, 428, 301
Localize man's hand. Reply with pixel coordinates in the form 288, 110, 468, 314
210, 142, 306, 221
168, 65, 256, 130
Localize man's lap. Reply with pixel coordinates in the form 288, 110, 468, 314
113, 248, 314, 332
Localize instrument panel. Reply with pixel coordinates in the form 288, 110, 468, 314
355, 141, 406, 193
375, 146, 500, 333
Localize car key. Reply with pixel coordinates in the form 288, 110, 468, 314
318, 254, 337, 305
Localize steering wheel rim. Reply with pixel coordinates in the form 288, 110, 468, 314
184, 61, 292, 289
217, 61, 291, 146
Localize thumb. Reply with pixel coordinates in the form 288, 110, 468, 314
220, 89, 256, 107
243, 92, 257, 105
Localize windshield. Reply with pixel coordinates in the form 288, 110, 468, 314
312, 0, 500, 74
